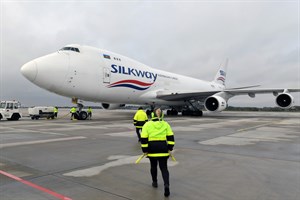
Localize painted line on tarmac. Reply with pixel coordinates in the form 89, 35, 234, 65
237, 122, 275, 132
64, 154, 178, 177
0, 127, 67, 136
0, 136, 86, 148
0, 170, 72, 200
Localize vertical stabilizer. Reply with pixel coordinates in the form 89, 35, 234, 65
213, 59, 228, 87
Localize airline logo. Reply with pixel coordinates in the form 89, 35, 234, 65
107, 64, 157, 90
107, 79, 154, 90
103, 54, 111, 59
217, 70, 226, 84
219, 70, 226, 76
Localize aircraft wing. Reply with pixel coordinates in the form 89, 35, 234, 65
156, 88, 300, 102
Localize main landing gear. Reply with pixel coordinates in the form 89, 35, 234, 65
145, 102, 203, 117
166, 108, 203, 116
168, 100, 204, 117
182, 100, 203, 116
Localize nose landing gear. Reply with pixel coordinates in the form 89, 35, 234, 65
71, 98, 88, 120
75, 103, 88, 120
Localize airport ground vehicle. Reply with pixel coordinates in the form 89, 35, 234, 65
0, 100, 22, 121
28, 106, 55, 120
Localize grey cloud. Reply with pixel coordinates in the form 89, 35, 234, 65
1, 1, 299, 107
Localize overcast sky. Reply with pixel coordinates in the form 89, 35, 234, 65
1, 1, 299, 107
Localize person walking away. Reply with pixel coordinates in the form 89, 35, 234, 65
70, 107, 77, 120
53, 107, 58, 118
133, 107, 148, 142
140, 107, 175, 197
87, 107, 92, 120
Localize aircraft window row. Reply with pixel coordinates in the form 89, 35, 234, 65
60, 47, 80, 53
114, 57, 121, 61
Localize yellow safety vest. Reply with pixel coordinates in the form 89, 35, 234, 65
70, 107, 76, 113
133, 110, 148, 128
141, 120, 175, 157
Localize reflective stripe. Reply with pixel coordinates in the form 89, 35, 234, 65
149, 137, 166, 141
141, 144, 148, 148
167, 141, 175, 145
148, 153, 169, 157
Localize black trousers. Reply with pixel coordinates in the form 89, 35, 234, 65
149, 157, 169, 186
136, 128, 141, 141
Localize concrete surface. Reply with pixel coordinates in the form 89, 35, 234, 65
0, 109, 299, 200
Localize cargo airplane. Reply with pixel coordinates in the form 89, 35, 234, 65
20, 44, 300, 120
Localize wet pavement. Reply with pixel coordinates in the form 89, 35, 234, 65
0, 109, 299, 200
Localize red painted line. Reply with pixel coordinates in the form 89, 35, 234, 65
0, 170, 72, 200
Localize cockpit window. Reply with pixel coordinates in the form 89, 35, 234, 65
60, 47, 80, 53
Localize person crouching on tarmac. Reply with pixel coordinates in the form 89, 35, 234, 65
140, 107, 175, 197
133, 107, 148, 142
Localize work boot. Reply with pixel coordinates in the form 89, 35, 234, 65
164, 185, 170, 197
152, 182, 158, 188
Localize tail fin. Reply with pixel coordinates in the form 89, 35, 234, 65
213, 59, 228, 87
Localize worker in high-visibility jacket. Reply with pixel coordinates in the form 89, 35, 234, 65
87, 107, 92, 120
53, 107, 58, 118
70, 107, 77, 120
140, 107, 175, 197
133, 107, 148, 142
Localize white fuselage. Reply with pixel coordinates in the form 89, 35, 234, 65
21, 45, 223, 106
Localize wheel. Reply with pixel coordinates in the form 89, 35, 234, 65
146, 110, 152, 116
9, 113, 20, 121
172, 109, 178, 116
79, 111, 88, 120
167, 110, 171, 115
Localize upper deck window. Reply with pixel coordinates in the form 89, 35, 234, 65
60, 47, 80, 53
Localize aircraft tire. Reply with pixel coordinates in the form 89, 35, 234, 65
146, 110, 152, 116
79, 111, 88, 120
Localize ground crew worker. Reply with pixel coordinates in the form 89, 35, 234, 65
53, 107, 58, 118
70, 107, 77, 120
133, 107, 148, 142
87, 107, 92, 120
140, 107, 175, 197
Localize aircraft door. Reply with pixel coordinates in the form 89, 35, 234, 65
103, 67, 111, 84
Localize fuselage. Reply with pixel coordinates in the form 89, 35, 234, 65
21, 44, 224, 106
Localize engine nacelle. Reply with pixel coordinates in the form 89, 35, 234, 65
275, 93, 294, 109
204, 95, 227, 112
101, 103, 125, 110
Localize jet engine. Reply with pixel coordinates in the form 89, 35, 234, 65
275, 93, 294, 109
204, 95, 227, 112
101, 103, 125, 110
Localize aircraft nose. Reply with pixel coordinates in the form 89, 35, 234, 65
21, 61, 37, 82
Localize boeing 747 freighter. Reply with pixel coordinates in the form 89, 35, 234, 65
21, 44, 300, 120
